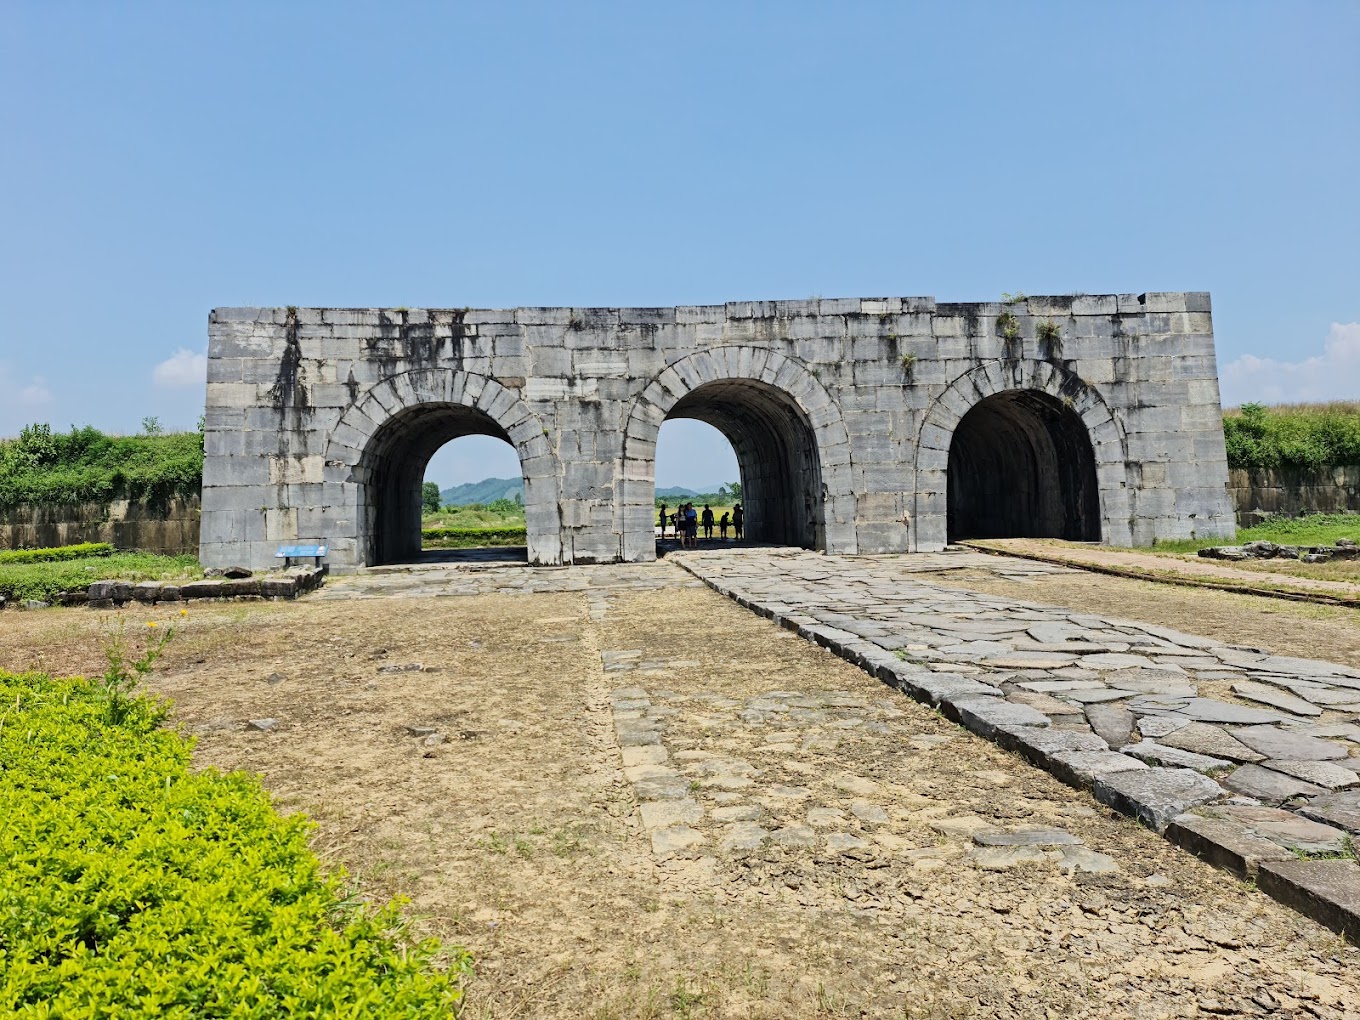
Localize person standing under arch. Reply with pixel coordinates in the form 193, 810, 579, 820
701, 504, 714, 540
658, 502, 669, 538
732, 503, 744, 541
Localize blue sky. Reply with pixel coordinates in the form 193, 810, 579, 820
1, 2, 1356, 490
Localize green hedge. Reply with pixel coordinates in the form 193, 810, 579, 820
0, 542, 115, 565
0, 424, 203, 510
421, 526, 527, 543
0, 669, 471, 1016
1225, 403, 1360, 471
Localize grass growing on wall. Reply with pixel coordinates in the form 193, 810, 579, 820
0, 552, 201, 604
0, 424, 203, 510
1224, 402, 1360, 470
0, 665, 472, 1015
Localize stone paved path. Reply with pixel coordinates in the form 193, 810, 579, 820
672, 548, 1360, 937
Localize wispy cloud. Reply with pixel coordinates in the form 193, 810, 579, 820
0, 363, 52, 407
1221, 323, 1360, 406
0, 363, 53, 437
152, 348, 208, 388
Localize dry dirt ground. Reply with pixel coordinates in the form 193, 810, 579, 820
3, 559, 1359, 1020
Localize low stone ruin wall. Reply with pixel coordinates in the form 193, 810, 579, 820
0, 497, 200, 555
1200, 539, 1360, 564
1230, 467, 1360, 524
71, 566, 323, 609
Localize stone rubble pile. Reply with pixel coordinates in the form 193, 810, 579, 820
674, 549, 1360, 941
1199, 537, 1360, 563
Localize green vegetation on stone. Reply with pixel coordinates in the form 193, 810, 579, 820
0, 423, 203, 510
0, 542, 114, 565
1224, 402, 1360, 470
0, 552, 201, 604
0, 666, 471, 1016
1149, 513, 1360, 554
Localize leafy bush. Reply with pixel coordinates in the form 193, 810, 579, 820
0, 424, 203, 510
0, 552, 201, 604
0, 668, 471, 1016
0, 542, 114, 565
1224, 403, 1360, 470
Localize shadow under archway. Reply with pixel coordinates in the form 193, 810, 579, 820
358, 402, 526, 565
665, 379, 824, 549
947, 389, 1100, 543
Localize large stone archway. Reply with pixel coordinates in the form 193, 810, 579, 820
200, 295, 1235, 570
912, 359, 1131, 550
618, 347, 857, 561
323, 370, 562, 565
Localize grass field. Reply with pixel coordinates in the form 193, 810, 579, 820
0, 552, 202, 605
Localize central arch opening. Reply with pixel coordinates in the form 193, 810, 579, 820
661, 379, 825, 549
358, 402, 526, 565
947, 389, 1100, 543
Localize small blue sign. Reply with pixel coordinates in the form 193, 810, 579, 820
276, 544, 328, 558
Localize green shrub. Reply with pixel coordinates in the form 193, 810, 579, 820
0, 424, 203, 510
0, 668, 471, 1016
0, 552, 201, 604
0, 542, 114, 565
1224, 402, 1360, 470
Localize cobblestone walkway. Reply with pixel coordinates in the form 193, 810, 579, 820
671, 548, 1360, 939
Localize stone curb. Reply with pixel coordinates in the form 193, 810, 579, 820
79, 566, 325, 608
674, 554, 1360, 943
1256, 859, 1360, 943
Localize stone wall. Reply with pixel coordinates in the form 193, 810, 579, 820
201, 294, 1236, 571
1229, 467, 1360, 523
0, 497, 200, 555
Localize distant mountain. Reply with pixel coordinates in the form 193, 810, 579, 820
656, 485, 699, 498
438, 477, 523, 506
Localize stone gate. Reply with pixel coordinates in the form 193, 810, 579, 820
200, 293, 1236, 571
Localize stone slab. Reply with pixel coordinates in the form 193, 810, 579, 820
651, 825, 705, 859
1216, 804, 1349, 854
1121, 741, 1230, 772
1299, 791, 1360, 833
1257, 859, 1360, 942
1085, 702, 1135, 748
1264, 759, 1360, 790
1165, 813, 1295, 878
1159, 722, 1265, 763
1092, 767, 1225, 832
972, 828, 1081, 847
1231, 680, 1324, 717
1221, 764, 1327, 804
1176, 699, 1288, 725
945, 697, 1051, 740
1050, 750, 1149, 787
1230, 726, 1349, 761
